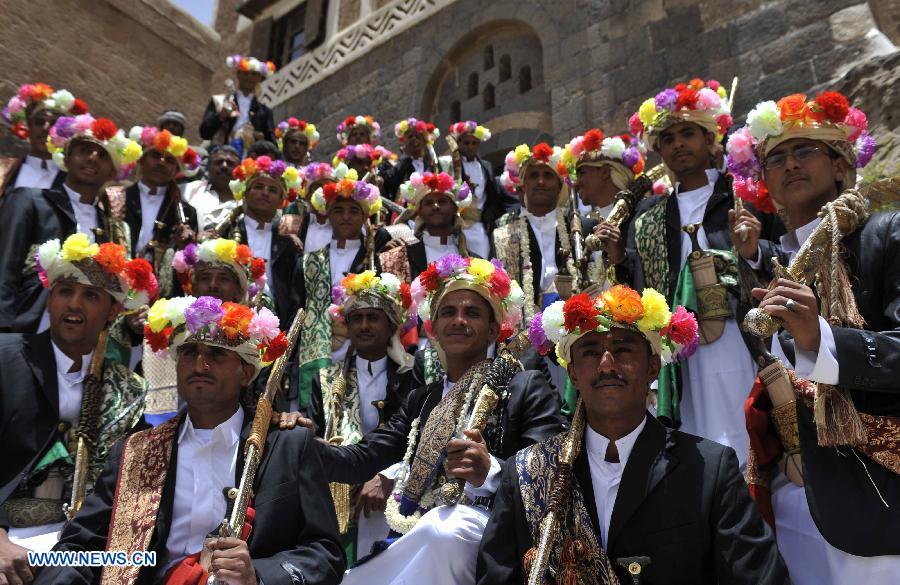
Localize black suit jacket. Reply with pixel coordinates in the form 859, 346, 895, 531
124, 183, 199, 258
238, 220, 304, 327
307, 357, 414, 438
380, 155, 439, 201
199, 95, 275, 144
34, 412, 345, 585
477, 417, 786, 585
317, 369, 566, 485
464, 156, 519, 229
0, 186, 112, 333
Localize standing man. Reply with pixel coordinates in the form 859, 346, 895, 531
276, 117, 319, 167
478, 286, 785, 584
183, 144, 241, 231
381, 118, 440, 201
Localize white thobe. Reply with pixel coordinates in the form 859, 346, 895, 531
305, 213, 332, 253
461, 158, 491, 258
233, 91, 253, 138
136, 181, 166, 255
243, 216, 274, 297
183, 180, 228, 231
14, 155, 59, 190
524, 209, 559, 292
329, 239, 361, 285
422, 231, 460, 264
63, 184, 98, 243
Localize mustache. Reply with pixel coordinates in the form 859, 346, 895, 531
590, 372, 627, 388
186, 373, 216, 384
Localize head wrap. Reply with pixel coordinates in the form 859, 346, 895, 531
46, 115, 143, 180
565, 129, 647, 191
36, 233, 158, 311
629, 78, 733, 151
310, 167, 381, 216
397, 171, 473, 216
336, 115, 381, 145
144, 296, 287, 377
500, 142, 572, 204
394, 118, 439, 144
529, 285, 699, 367
129, 126, 201, 176
4, 83, 89, 140
329, 271, 415, 371
276, 118, 320, 150
173, 239, 267, 301
156, 110, 186, 129
331, 143, 396, 170
229, 155, 302, 206
448, 121, 491, 142
226, 54, 276, 77
726, 91, 875, 212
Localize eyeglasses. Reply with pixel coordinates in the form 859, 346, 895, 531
763, 145, 832, 170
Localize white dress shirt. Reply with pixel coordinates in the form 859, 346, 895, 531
356, 355, 389, 434
183, 180, 225, 231
234, 91, 253, 138
462, 158, 486, 204
14, 155, 58, 190
674, 169, 719, 268
329, 239, 362, 285
411, 158, 425, 175
524, 209, 559, 291
163, 408, 243, 573
585, 415, 648, 545
460, 160, 492, 258
422, 231, 460, 264
243, 216, 274, 297
305, 213, 332, 253
51, 342, 93, 425
136, 181, 167, 254
62, 184, 98, 243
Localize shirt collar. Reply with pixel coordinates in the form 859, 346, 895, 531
178, 406, 244, 446
139, 181, 164, 197
25, 155, 55, 171
422, 231, 458, 248
331, 238, 361, 251
780, 217, 822, 256
62, 183, 96, 207
51, 340, 93, 380
585, 414, 648, 467
675, 168, 719, 196
244, 215, 274, 231
523, 208, 558, 231
356, 355, 388, 377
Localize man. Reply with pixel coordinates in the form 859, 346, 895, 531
296, 169, 391, 408
380, 171, 476, 283
32, 295, 345, 585
0, 115, 141, 333
183, 145, 241, 231
317, 257, 564, 584
478, 287, 786, 584
295, 162, 339, 253
332, 144, 395, 181
200, 55, 276, 153
729, 91, 900, 582
336, 115, 381, 147
1, 83, 87, 194
0, 234, 155, 581
600, 78, 782, 466
125, 125, 200, 294
381, 118, 440, 201
156, 109, 187, 138
307, 271, 415, 563
276, 117, 318, 167
447, 121, 516, 258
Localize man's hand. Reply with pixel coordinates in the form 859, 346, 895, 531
445, 429, 491, 487
593, 221, 625, 265
278, 215, 302, 237
752, 279, 821, 352
355, 474, 395, 519
0, 529, 33, 585
125, 306, 149, 336
728, 207, 762, 261
270, 411, 316, 432
382, 239, 404, 252
206, 537, 256, 585
173, 224, 196, 249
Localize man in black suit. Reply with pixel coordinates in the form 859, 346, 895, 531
317, 258, 565, 583
199, 55, 276, 152
478, 287, 786, 584
380, 119, 440, 201
0, 118, 135, 333
31, 297, 344, 585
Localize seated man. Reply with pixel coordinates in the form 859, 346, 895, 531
33, 296, 344, 585
0, 234, 155, 580
479, 286, 786, 584
317, 257, 565, 584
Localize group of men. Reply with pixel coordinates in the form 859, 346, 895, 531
0, 51, 897, 585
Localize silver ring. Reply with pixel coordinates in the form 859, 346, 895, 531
785, 299, 798, 312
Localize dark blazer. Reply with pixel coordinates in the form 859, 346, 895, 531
318, 369, 566, 485
237, 219, 304, 327
34, 413, 345, 585
307, 357, 414, 437
477, 416, 786, 585
380, 155, 439, 201
0, 157, 65, 198
0, 186, 112, 333
464, 156, 519, 229
124, 183, 199, 259
199, 95, 275, 144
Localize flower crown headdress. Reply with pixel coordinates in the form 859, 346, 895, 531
397, 172, 473, 215
310, 166, 381, 215
128, 126, 201, 176
564, 129, 647, 177
448, 121, 491, 142
630, 78, 733, 149
144, 296, 287, 373
229, 155, 302, 206
529, 285, 699, 366
226, 55, 276, 77
173, 239, 267, 301
501, 142, 571, 191
37, 234, 159, 311
46, 115, 143, 180
336, 115, 382, 145
394, 118, 439, 144
275, 118, 320, 150
331, 144, 395, 169
726, 91, 875, 214
4, 83, 89, 139
328, 271, 413, 327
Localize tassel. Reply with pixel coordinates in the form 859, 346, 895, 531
329, 481, 351, 535
814, 384, 866, 447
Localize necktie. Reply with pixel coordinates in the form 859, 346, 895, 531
41, 160, 48, 170
604, 442, 620, 463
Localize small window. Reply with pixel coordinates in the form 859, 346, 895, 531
468, 72, 479, 99
450, 100, 461, 123
519, 66, 532, 93
499, 54, 511, 82
483, 45, 494, 70
269, 4, 307, 67
483, 83, 495, 110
